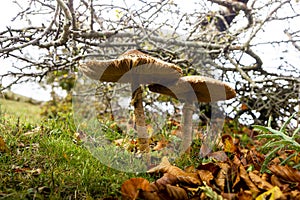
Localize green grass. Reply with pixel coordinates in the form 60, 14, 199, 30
0, 99, 153, 199
0, 98, 41, 124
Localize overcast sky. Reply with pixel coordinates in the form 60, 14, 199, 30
0, 1, 299, 101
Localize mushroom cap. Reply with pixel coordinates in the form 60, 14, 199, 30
79, 49, 183, 85
148, 75, 236, 103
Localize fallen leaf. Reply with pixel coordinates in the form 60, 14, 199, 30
114, 138, 137, 151
248, 171, 273, 190
138, 190, 160, 200
288, 190, 300, 199
246, 148, 264, 171
215, 162, 230, 191
221, 192, 237, 200
237, 190, 254, 200
232, 169, 241, 188
269, 165, 300, 183
165, 184, 188, 200
0, 136, 8, 153
197, 170, 214, 185
153, 140, 168, 151
239, 165, 260, 193
222, 134, 238, 153
147, 157, 201, 185
197, 163, 220, 177
207, 151, 228, 162
121, 178, 150, 200
151, 173, 178, 191
255, 186, 283, 200
270, 175, 289, 192
184, 165, 196, 173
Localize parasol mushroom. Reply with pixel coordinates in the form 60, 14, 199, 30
80, 49, 183, 154
148, 75, 236, 153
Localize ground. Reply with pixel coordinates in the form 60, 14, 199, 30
0, 96, 299, 199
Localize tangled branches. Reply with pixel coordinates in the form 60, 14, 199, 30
0, 0, 299, 127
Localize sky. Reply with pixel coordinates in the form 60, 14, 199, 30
0, 1, 64, 101
0, 1, 299, 101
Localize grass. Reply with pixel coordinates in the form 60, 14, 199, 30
0, 98, 41, 124
6, 96, 298, 199
0, 99, 155, 199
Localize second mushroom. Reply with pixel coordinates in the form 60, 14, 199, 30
149, 75, 236, 153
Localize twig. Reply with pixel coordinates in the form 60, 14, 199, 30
40, 0, 72, 48
0, 3, 59, 53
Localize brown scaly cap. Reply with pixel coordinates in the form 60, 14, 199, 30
79, 49, 183, 84
148, 75, 236, 103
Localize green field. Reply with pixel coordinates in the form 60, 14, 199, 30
0, 98, 42, 124
0, 97, 150, 199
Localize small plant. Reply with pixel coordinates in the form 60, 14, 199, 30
253, 112, 300, 173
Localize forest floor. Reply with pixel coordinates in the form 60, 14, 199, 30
0, 96, 299, 200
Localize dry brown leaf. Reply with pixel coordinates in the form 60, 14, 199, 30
153, 140, 168, 151
288, 190, 300, 200
0, 136, 8, 153
261, 173, 269, 181
246, 148, 264, 171
239, 165, 260, 193
165, 184, 188, 200
215, 162, 230, 191
121, 177, 150, 200
270, 175, 290, 192
177, 174, 201, 186
222, 134, 238, 153
147, 157, 201, 185
151, 173, 178, 191
138, 190, 161, 200
197, 170, 214, 185
269, 165, 300, 183
184, 165, 196, 173
197, 163, 220, 177
232, 169, 241, 188
221, 192, 238, 200
232, 155, 241, 166
237, 190, 254, 200
231, 155, 242, 188
207, 151, 228, 162
248, 171, 273, 190
114, 138, 137, 151
147, 156, 170, 173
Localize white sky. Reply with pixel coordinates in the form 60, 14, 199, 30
0, 1, 63, 101
0, 1, 299, 101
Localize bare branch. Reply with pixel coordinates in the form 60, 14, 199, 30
0, 4, 59, 53
39, 0, 72, 48
285, 30, 300, 52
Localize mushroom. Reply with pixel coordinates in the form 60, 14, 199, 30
79, 49, 183, 154
148, 75, 236, 153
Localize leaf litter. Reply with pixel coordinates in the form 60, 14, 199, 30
120, 120, 300, 200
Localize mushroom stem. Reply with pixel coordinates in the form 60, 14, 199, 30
181, 102, 195, 153
131, 86, 150, 153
